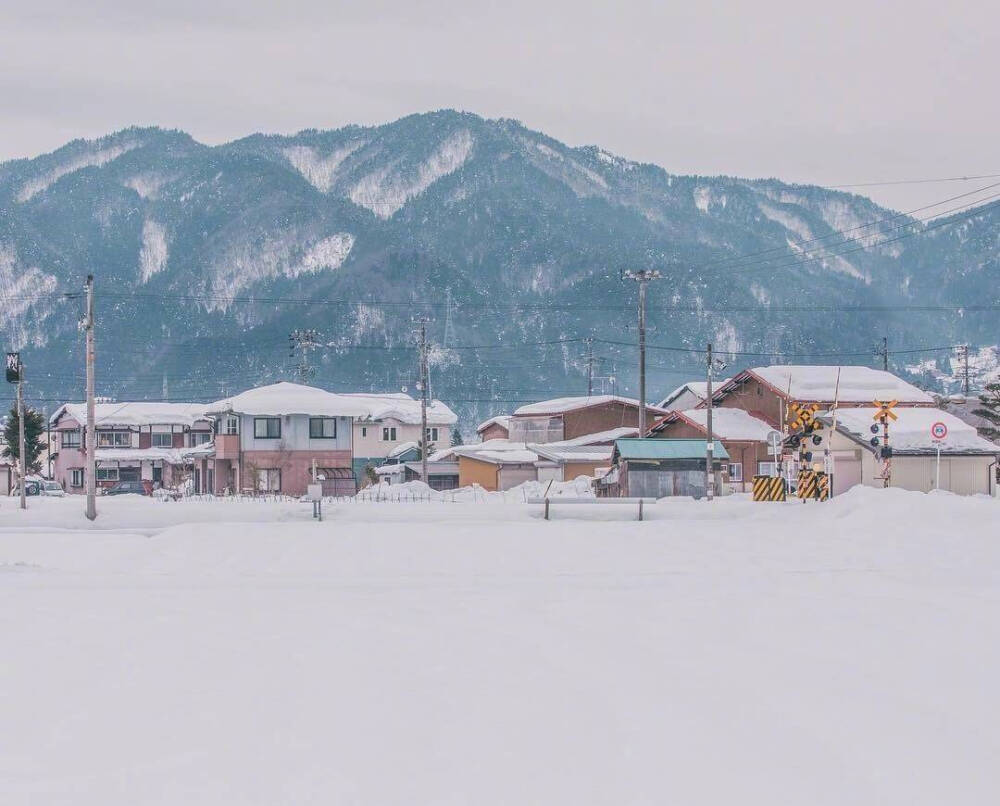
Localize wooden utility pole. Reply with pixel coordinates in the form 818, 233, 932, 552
85, 274, 97, 521
584, 338, 595, 396
17, 363, 25, 510
961, 344, 971, 396
705, 343, 714, 502
417, 318, 430, 483
623, 269, 661, 437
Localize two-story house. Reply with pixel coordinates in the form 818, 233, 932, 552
341, 392, 457, 478
205, 382, 369, 496
49, 402, 215, 493
711, 366, 936, 428
508, 395, 670, 444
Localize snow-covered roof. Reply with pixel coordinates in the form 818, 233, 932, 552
732, 366, 934, 405
823, 408, 999, 454
341, 392, 457, 425
654, 409, 775, 442
544, 427, 639, 446
532, 444, 614, 464
657, 379, 732, 409
476, 415, 511, 433
374, 463, 406, 476
513, 395, 668, 416
451, 440, 538, 464
205, 382, 371, 417
95, 448, 186, 463
51, 402, 212, 428
387, 441, 419, 458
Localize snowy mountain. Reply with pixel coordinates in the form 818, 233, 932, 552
0, 110, 996, 426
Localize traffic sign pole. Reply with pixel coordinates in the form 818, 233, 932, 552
930, 421, 948, 491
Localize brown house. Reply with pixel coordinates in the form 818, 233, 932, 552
712, 366, 936, 428
476, 415, 511, 442
648, 408, 775, 492
509, 396, 669, 444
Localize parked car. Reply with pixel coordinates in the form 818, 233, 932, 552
39, 480, 66, 497
103, 480, 153, 497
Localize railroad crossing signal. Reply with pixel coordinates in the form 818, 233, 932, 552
872, 399, 898, 423
788, 401, 819, 431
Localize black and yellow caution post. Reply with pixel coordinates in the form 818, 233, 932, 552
752, 475, 786, 501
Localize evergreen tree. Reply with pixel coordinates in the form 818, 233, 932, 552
451, 427, 463, 446
2, 406, 46, 473
973, 382, 1000, 441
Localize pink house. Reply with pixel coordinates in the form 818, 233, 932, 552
49, 402, 215, 494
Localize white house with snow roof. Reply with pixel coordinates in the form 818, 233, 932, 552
815, 407, 998, 496
342, 392, 457, 477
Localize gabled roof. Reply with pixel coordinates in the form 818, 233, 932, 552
532, 444, 614, 464
451, 440, 538, 464
205, 382, 370, 417
657, 379, 732, 410
543, 426, 639, 446
820, 407, 999, 455
476, 415, 511, 433
612, 438, 730, 461
513, 395, 669, 417
51, 402, 212, 428
341, 392, 457, 425
715, 366, 934, 405
649, 409, 775, 442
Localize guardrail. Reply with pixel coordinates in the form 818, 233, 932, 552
526, 496, 656, 521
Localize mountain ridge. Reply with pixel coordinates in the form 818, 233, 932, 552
0, 109, 996, 427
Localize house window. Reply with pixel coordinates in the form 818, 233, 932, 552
225, 415, 239, 435
96, 467, 119, 482
256, 468, 281, 492
309, 418, 337, 439
151, 432, 173, 448
757, 461, 778, 477
61, 430, 81, 448
361, 426, 367, 438
382, 427, 397, 441
97, 431, 131, 448
253, 417, 281, 439
70, 468, 84, 487
426, 427, 439, 442
190, 431, 212, 446
727, 462, 743, 482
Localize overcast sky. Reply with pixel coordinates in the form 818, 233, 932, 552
1, 0, 996, 211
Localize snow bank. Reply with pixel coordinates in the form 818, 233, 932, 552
2, 488, 999, 803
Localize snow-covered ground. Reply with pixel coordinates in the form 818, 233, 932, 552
2, 488, 999, 804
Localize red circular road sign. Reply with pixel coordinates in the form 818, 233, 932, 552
930, 421, 948, 440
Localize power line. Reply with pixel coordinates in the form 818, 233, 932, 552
826, 173, 1000, 189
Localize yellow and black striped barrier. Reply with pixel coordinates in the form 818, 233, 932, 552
796, 470, 830, 501
752, 475, 786, 502
817, 472, 830, 501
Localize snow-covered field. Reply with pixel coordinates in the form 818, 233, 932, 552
2, 488, 999, 804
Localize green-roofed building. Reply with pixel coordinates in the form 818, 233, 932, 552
598, 439, 730, 499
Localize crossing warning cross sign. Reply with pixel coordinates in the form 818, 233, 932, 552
788, 401, 820, 431
872, 399, 898, 423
